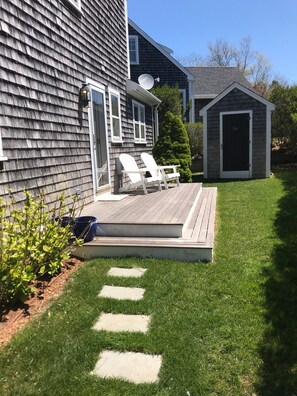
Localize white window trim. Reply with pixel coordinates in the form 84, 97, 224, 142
129, 35, 139, 65
64, 0, 81, 12
109, 88, 122, 143
132, 100, 146, 144
0, 129, 7, 161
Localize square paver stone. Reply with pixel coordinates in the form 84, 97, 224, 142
91, 350, 162, 384
107, 267, 147, 278
93, 313, 150, 333
99, 285, 145, 301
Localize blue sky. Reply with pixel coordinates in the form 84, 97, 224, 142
127, 0, 297, 84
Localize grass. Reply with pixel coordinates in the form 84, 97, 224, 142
0, 169, 297, 395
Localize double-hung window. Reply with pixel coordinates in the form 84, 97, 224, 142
129, 35, 139, 65
132, 101, 146, 143
109, 89, 122, 143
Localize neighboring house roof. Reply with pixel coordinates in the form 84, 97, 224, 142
199, 82, 275, 116
186, 67, 253, 98
128, 19, 195, 81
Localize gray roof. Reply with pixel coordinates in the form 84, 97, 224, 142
186, 67, 253, 97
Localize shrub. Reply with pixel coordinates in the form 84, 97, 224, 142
151, 85, 182, 125
185, 122, 203, 159
0, 192, 81, 304
269, 84, 297, 153
153, 112, 192, 182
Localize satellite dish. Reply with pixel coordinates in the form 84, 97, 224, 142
138, 74, 155, 90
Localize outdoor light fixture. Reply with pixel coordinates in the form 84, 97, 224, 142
79, 83, 90, 107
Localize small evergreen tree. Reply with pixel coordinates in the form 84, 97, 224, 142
151, 85, 182, 125
153, 112, 192, 182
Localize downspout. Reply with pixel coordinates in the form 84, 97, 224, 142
152, 103, 161, 144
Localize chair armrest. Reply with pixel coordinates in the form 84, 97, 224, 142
158, 165, 180, 170
121, 168, 148, 174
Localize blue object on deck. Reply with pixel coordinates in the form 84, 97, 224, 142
74, 216, 97, 242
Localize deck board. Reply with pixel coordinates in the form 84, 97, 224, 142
81, 183, 202, 225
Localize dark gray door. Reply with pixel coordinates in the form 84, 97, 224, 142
222, 113, 250, 176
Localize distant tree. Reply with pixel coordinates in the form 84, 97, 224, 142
269, 84, 297, 152
153, 112, 192, 182
176, 53, 205, 67
207, 39, 237, 67
179, 36, 273, 96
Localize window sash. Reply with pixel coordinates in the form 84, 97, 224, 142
129, 36, 139, 64
132, 101, 146, 143
110, 92, 122, 141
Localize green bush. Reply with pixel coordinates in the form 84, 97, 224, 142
185, 122, 203, 159
153, 112, 192, 182
0, 192, 81, 304
151, 84, 182, 125
269, 84, 297, 153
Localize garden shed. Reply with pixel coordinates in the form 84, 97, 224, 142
200, 82, 275, 179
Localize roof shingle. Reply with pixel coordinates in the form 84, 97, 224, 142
186, 66, 253, 97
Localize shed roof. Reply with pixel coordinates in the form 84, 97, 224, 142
199, 82, 275, 116
186, 67, 253, 98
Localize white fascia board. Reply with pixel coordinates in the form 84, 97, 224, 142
195, 94, 217, 99
128, 19, 195, 82
199, 82, 275, 116
126, 79, 161, 106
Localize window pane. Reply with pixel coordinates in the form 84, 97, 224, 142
141, 125, 145, 140
113, 118, 120, 137
129, 37, 137, 63
135, 124, 140, 139
133, 105, 139, 122
111, 94, 119, 117
140, 107, 145, 123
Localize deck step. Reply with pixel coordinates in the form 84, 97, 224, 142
82, 183, 202, 239
96, 222, 184, 238
74, 187, 217, 262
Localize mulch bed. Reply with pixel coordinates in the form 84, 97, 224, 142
0, 257, 83, 348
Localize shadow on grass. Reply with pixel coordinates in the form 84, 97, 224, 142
257, 170, 297, 395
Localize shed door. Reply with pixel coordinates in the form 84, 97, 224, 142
221, 112, 251, 178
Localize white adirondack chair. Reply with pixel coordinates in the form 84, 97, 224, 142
141, 152, 180, 190
118, 153, 162, 195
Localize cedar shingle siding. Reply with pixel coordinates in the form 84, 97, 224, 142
1, 0, 154, 204
206, 89, 267, 178
128, 25, 190, 102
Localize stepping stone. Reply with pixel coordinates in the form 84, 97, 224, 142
99, 285, 145, 301
91, 350, 162, 384
107, 267, 147, 278
93, 313, 150, 333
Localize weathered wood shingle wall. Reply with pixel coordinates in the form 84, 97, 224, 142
0, 0, 132, 205
128, 24, 190, 102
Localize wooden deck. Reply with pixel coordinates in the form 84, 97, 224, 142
74, 183, 217, 262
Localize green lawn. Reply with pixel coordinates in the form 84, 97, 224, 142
0, 169, 296, 395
